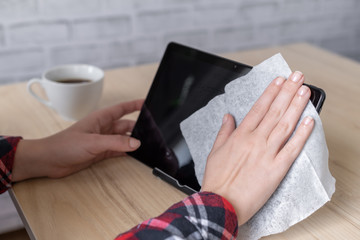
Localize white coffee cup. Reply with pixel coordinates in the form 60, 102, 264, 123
27, 64, 104, 121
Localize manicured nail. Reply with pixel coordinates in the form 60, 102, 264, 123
130, 138, 141, 148
222, 114, 229, 124
275, 77, 285, 86
303, 116, 313, 126
291, 71, 303, 82
297, 85, 309, 96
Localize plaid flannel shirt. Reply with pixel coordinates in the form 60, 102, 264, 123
0, 136, 22, 194
116, 191, 238, 240
0, 136, 238, 239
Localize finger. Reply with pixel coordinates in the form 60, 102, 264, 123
267, 85, 311, 154
210, 114, 236, 152
112, 119, 137, 134
94, 134, 141, 154
257, 71, 304, 138
99, 99, 144, 122
275, 116, 314, 173
239, 76, 285, 133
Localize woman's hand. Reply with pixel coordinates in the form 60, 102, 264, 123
202, 71, 314, 225
12, 99, 143, 182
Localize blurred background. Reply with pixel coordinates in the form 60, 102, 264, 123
0, 0, 359, 238
0, 0, 359, 85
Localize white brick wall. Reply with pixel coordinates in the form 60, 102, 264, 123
9, 20, 69, 45
0, 192, 23, 234
0, 0, 360, 233
0, 0, 359, 84
0, 47, 44, 73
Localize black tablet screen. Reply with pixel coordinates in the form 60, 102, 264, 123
128, 42, 251, 191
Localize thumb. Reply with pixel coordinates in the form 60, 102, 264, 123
95, 135, 141, 154
211, 114, 235, 151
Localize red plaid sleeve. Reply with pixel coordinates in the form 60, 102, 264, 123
115, 191, 238, 240
0, 136, 22, 194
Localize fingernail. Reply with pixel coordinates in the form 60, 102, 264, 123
303, 116, 313, 126
291, 71, 303, 82
297, 85, 309, 96
275, 77, 285, 86
130, 138, 141, 148
222, 114, 229, 124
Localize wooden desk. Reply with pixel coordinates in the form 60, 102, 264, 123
1, 43, 359, 239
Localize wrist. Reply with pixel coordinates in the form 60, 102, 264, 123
12, 139, 49, 182
202, 186, 246, 225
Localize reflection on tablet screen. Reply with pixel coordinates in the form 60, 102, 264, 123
128, 42, 251, 192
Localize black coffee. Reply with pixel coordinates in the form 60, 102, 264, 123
55, 79, 92, 84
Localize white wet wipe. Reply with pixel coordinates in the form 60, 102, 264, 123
180, 54, 335, 240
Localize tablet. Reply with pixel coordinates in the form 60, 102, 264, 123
128, 42, 325, 195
